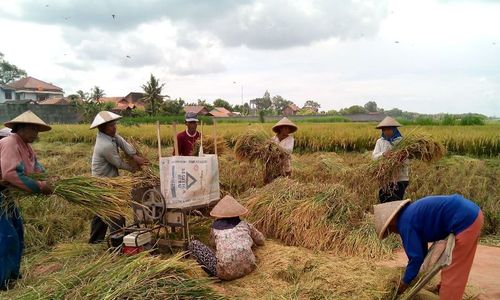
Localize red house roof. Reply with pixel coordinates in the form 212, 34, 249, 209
7, 76, 63, 92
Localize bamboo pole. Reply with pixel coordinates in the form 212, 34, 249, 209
199, 121, 204, 156
172, 122, 179, 156
156, 121, 162, 159
213, 119, 218, 156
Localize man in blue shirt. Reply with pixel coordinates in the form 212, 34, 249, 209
374, 194, 483, 299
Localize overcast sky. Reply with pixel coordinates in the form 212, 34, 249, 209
1, 0, 499, 115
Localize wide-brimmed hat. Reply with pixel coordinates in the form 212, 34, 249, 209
210, 195, 249, 218
374, 199, 411, 239
376, 116, 402, 129
90, 111, 122, 129
185, 112, 199, 122
4, 110, 52, 132
272, 117, 298, 133
0, 127, 12, 137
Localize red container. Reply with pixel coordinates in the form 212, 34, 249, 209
122, 245, 144, 256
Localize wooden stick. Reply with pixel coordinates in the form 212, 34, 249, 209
199, 120, 204, 156
172, 122, 179, 156
156, 121, 162, 159
213, 119, 218, 156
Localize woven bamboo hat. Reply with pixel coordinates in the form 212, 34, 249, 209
90, 111, 122, 129
374, 199, 411, 239
4, 110, 52, 132
210, 195, 249, 218
376, 116, 402, 129
272, 117, 298, 133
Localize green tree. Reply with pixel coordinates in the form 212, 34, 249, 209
90, 86, 105, 102
162, 98, 185, 115
213, 98, 233, 111
272, 95, 292, 115
364, 101, 378, 112
141, 74, 165, 116
233, 103, 250, 116
339, 105, 368, 115
0, 52, 27, 84
303, 100, 321, 112
196, 99, 214, 111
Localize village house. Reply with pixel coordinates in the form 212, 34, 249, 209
210, 107, 234, 117
183, 105, 212, 116
282, 103, 300, 116
3, 76, 64, 102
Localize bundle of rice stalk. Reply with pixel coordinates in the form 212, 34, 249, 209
234, 131, 289, 183
240, 178, 398, 258
11, 249, 223, 300
193, 136, 228, 155
50, 176, 136, 220
120, 138, 160, 189
371, 133, 446, 189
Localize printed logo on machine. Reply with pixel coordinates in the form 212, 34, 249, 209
177, 168, 198, 191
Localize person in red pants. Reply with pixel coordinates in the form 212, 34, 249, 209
374, 194, 483, 299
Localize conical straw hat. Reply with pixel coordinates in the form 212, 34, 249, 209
272, 117, 298, 133
90, 111, 122, 129
4, 110, 51, 132
376, 116, 402, 129
210, 195, 249, 218
374, 199, 411, 239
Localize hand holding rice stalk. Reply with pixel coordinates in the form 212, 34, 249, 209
120, 138, 160, 189
371, 132, 446, 189
234, 131, 290, 182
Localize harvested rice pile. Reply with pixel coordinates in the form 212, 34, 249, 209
3, 243, 223, 300
240, 177, 399, 258
371, 133, 446, 189
120, 138, 160, 189
234, 131, 289, 183
218, 240, 401, 299
193, 136, 228, 155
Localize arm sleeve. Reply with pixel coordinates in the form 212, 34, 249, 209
0, 145, 44, 193
101, 143, 135, 172
115, 134, 137, 156
401, 229, 427, 285
372, 139, 385, 160
280, 137, 294, 154
248, 222, 265, 246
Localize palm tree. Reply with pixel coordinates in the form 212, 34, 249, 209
141, 74, 165, 116
90, 86, 105, 102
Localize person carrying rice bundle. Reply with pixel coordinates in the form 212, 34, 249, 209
372, 116, 409, 203
0, 111, 55, 290
175, 112, 201, 156
374, 195, 483, 299
88, 111, 148, 244
265, 117, 297, 183
188, 195, 265, 281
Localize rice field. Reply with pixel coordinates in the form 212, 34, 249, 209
42, 123, 500, 157
3, 121, 498, 299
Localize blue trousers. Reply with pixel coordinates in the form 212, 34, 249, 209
0, 199, 24, 289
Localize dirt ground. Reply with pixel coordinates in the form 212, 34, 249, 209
382, 245, 500, 299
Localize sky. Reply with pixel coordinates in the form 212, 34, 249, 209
0, 0, 499, 116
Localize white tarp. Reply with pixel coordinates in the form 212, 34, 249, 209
160, 154, 220, 209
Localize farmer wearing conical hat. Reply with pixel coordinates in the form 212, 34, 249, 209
265, 117, 298, 183
88, 111, 148, 244
374, 195, 483, 299
0, 111, 54, 290
174, 112, 201, 156
372, 116, 409, 203
188, 195, 265, 280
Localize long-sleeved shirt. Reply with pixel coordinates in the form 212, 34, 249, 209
271, 135, 294, 173
397, 194, 480, 285
372, 137, 409, 181
211, 221, 265, 280
0, 133, 47, 193
91, 132, 136, 177
175, 130, 200, 156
